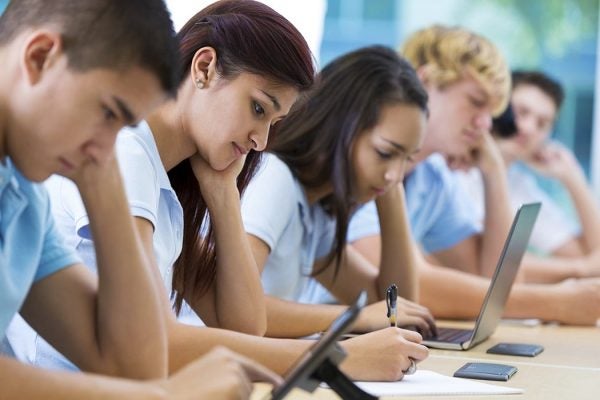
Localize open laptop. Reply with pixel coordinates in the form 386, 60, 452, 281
422, 202, 541, 350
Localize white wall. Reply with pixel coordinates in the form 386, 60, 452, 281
165, 0, 326, 66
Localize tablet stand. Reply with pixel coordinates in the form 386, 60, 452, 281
297, 343, 378, 400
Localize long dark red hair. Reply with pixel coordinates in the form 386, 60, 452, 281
169, 0, 314, 313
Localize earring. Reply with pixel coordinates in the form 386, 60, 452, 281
195, 78, 205, 89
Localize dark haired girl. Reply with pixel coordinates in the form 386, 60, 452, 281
241, 46, 434, 373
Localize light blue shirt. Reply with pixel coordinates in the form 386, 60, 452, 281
7, 121, 186, 370
0, 159, 80, 340
241, 154, 336, 303
349, 153, 481, 253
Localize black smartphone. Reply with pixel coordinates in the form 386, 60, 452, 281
454, 362, 518, 381
270, 291, 367, 400
487, 342, 544, 357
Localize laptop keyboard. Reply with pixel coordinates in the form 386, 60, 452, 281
426, 327, 473, 343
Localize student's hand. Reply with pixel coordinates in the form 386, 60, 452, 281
189, 153, 246, 207
156, 347, 282, 400
468, 131, 505, 175
526, 142, 582, 182
576, 250, 600, 278
353, 298, 437, 338
64, 148, 124, 193
340, 327, 429, 381
550, 278, 600, 325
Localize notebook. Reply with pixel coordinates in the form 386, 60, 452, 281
423, 202, 541, 350
331, 370, 523, 396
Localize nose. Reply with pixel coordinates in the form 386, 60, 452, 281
102, 126, 120, 151
384, 159, 407, 183
249, 123, 270, 152
83, 127, 120, 162
474, 111, 493, 132
517, 115, 536, 137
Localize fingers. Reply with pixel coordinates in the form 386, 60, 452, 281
385, 327, 428, 362
414, 311, 437, 337
399, 316, 433, 338
394, 326, 421, 342
402, 340, 429, 363
397, 298, 438, 336
401, 358, 417, 376
232, 365, 253, 400
229, 351, 284, 386
340, 327, 429, 381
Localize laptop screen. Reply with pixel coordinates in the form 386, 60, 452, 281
468, 202, 541, 347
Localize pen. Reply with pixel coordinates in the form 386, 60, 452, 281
386, 284, 417, 375
386, 284, 397, 327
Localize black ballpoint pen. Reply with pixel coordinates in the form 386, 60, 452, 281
386, 284, 398, 327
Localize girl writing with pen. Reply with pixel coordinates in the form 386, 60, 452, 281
241, 46, 434, 377
9, 1, 433, 386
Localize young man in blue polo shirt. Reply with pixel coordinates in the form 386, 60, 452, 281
0, 1, 279, 398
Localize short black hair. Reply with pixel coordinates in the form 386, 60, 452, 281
512, 70, 564, 110
0, 0, 180, 97
492, 103, 518, 139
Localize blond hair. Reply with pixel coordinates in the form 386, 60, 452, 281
401, 25, 510, 116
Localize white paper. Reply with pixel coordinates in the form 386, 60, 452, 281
322, 370, 523, 396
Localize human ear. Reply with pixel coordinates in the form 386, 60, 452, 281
416, 65, 433, 89
190, 47, 218, 88
21, 30, 63, 85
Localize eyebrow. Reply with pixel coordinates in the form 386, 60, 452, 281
260, 90, 281, 111
112, 96, 137, 127
472, 88, 489, 101
380, 138, 421, 154
382, 138, 408, 152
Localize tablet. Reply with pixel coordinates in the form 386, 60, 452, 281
270, 291, 367, 400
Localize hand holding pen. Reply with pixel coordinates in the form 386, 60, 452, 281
386, 283, 417, 375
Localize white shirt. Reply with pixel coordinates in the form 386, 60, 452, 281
46, 121, 184, 289
241, 154, 336, 303
456, 164, 580, 254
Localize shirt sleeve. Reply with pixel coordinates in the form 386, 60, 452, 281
314, 210, 336, 259
54, 133, 161, 241
115, 133, 161, 227
347, 201, 380, 243
515, 173, 580, 253
241, 155, 298, 251
34, 189, 81, 282
422, 162, 481, 254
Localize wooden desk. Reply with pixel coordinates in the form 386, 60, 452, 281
432, 320, 600, 369
252, 322, 600, 399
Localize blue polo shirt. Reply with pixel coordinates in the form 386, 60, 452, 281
0, 159, 80, 338
348, 153, 481, 252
